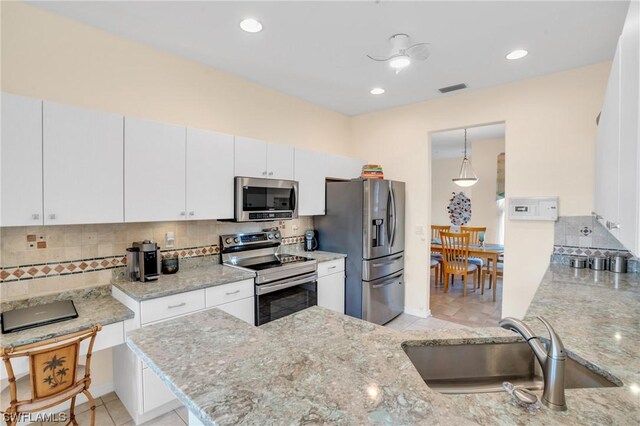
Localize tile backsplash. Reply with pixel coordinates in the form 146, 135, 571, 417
551, 215, 638, 272
0, 217, 313, 300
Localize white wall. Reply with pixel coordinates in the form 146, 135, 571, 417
430, 156, 466, 228
351, 63, 609, 319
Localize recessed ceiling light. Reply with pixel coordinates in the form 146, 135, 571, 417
240, 18, 263, 33
370, 88, 385, 95
389, 55, 411, 70
506, 49, 528, 60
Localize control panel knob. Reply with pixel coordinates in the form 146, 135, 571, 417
234, 237, 239, 243
225, 238, 232, 244
268, 233, 274, 239
274, 232, 281, 239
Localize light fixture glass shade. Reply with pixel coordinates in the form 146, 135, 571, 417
389, 55, 411, 69
453, 158, 479, 187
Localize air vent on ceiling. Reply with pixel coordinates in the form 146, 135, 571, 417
438, 83, 467, 94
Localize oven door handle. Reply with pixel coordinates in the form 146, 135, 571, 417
256, 273, 318, 296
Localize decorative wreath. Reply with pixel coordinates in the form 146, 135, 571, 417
447, 192, 472, 225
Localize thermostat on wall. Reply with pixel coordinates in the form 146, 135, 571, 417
508, 197, 559, 221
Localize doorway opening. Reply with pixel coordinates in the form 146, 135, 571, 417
428, 122, 505, 327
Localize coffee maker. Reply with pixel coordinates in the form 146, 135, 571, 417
126, 240, 161, 282
304, 230, 318, 251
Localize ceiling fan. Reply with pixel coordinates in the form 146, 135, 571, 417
367, 33, 431, 74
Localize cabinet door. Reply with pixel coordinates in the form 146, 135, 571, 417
317, 272, 345, 314
216, 297, 255, 325
618, 2, 640, 255
294, 148, 328, 215
594, 43, 622, 238
267, 143, 294, 180
125, 117, 186, 222
1, 93, 43, 226
43, 102, 124, 225
234, 136, 267, 178
186, 128, 234, 220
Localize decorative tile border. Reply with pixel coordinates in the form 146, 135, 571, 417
1, 244, 220, 283
282, 236, 305, 245
1, 236, 307, 284
552, 245, 631, 258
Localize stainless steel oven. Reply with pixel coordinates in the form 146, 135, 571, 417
220, 231, 318, 326
255, 271, 318, 326
234, 177, 298, 222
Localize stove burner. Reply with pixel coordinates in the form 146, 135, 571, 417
235, 254, 313, 272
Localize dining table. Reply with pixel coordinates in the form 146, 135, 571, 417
431, 241, 505, 302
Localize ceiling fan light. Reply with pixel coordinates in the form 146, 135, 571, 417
389, 55, 411, 69
506, 49, 528, 60
240, 18, 263, 33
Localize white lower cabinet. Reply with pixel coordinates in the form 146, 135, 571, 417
112, 279, 255, 425
317, 259, 345, 314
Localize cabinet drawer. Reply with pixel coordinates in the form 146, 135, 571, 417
80, 321, 124, 354
205, 279, 254, 308
142, 367, 177, 412
140, 290, 205, 325
317, 259, 345, 278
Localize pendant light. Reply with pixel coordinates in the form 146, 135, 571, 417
452, 129, 479, 187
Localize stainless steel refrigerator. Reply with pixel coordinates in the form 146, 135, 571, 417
316, 179, 405, 325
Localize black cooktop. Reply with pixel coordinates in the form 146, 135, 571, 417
235, 254, 313, 271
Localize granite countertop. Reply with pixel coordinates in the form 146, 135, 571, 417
2, 289, 134, 349
283, 246, 347, 263
112, 264, 256, 301
126, 264, 640, 425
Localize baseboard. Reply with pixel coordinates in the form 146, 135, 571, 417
404, 307, 431, 318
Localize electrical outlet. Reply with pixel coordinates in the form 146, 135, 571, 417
27, 241, 37, 250
292, 225, 299, 232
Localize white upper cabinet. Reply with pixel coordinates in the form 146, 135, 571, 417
594, 43, 622, 238
234, 136, 294, 180
1, 93, 43, 227
186, 128, 234, 220
617, 1, 640, 254
594, 1, 640, 255
43, 102, 124, 225
294, 148, 329, 216
125, 117, 186, 222
329, 155, 366, 180
234, 136, 268, 178
266, 143, 294, 179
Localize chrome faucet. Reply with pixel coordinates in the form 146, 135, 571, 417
499, 316, 567, 411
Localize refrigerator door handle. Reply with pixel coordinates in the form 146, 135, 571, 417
389, 183, 397, 249
371, 271, 403, 288
371, 254, 403, 267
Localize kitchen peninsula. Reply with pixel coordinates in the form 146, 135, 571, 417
126, 264, 640, 425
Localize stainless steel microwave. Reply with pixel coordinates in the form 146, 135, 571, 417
234, 176, 298, 222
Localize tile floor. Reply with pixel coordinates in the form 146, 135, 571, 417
34, 391, 188, 426
429, 270, 503, 328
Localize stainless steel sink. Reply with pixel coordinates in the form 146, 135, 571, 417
402, 341, 622, 394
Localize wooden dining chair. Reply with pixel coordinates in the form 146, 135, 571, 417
431, 225, 451, 242
431, 225, 450, 282
430, 258, 440, 288
460, 226, 486, 245
460, 226, 487, 287
1, 325, 102, 426
440, 231, 479, 296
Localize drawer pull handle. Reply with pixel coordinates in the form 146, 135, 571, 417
167, 302, 187, 309
225, 290, 241, 295
327, 266, 337, 270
